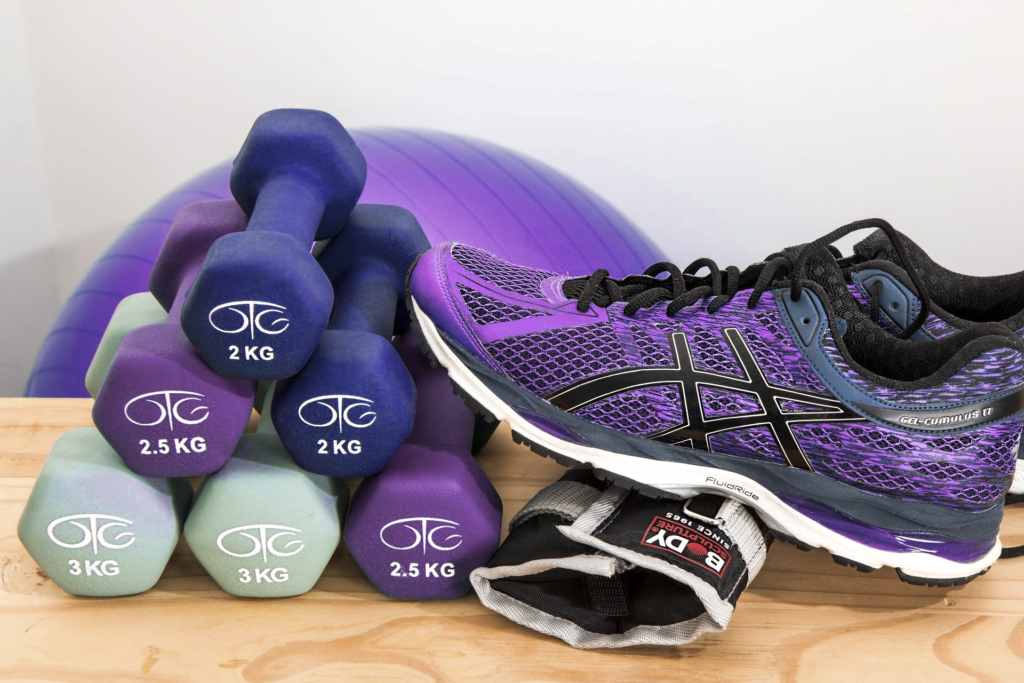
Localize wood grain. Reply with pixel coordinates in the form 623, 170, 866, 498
1, 397, 1022, 682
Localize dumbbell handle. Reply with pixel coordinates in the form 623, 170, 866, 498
149, 200, 250, 311
256, 382, 277, 435
167, 264, 205, 320
395, 332, 474, 449
247, 175, 326, 242
328, 262, 398, 337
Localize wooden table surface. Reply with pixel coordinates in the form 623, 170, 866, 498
1, 398, 1022, 682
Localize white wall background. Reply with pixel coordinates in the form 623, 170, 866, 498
2, 0, 1024, 396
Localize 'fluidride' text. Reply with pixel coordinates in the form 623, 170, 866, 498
705, 476, 759, 501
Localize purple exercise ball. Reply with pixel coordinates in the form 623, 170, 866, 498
26, 128, 665, 398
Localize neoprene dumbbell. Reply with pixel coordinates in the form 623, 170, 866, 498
181, 109, 367, 380
92, 200, 256, 477
344, 333, 502, 600
184, 384, 348, 598
271, 205, 428, 477
88, 291, 277, 426
18, 429, 192, 596
85, 292, 167, 397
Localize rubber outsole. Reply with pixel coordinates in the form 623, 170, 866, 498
770, 529, 988, 585
404, 276, 999, 587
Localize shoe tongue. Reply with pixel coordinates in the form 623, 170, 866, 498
759, 241, 852, 306
775, 242, 809, 264
561, 276, 586, 299
852, 228, 930, 273
852, 229, 899, 263
788, 244, 863, 321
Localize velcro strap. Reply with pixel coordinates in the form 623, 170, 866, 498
569, 489, 770, 602
585, 575, 630, 616
471, 469, 772, 649
510, 480, 602, 527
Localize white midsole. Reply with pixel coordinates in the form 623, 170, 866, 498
412, 296, 1001, 580
1011, 462, 1024, 496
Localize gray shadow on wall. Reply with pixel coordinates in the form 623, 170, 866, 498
0, 245, 60, 396
3, 221, 126, 397
50, 223, 125, 312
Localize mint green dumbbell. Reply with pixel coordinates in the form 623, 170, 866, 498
183, 384, 348, 598
20, 303, 191, 597
85, 292, 167, 397
18, 429, 192, 596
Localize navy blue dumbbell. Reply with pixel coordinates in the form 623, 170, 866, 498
181, 109, 367, 380
272, 205, 429, 477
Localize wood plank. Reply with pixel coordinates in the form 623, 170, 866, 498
0, 397, 1022, 682
0, 398, 94, 477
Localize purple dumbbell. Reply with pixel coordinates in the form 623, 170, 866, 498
344, 333, 502, 600
271, 205, 429, 477
180, 109, 367, 380
93, 200, 256, 477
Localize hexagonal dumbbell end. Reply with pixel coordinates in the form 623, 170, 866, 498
231, 109, 366, 241
94, 326, 256, 476
344, 333, 502, 599
272, 205, 428, 476
184, 387, 349, 598
92, 200, 255, 477
17, 429, 192, 596
180, 109, 367, 380
272, 333, 415, 476
179, 231, 334, 379
87, 293, 266, 427
85, 292, 167, 398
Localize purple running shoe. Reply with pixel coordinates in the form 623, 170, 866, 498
836, 229, 1024, 494
407, 219, 1024, 586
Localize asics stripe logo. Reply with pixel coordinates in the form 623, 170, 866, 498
547, 328, 864, 470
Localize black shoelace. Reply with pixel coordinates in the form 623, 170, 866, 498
858, 259, 913, 330
867, 279, 886, 326
571, 218, 933, 340
572, 220, 1024, 563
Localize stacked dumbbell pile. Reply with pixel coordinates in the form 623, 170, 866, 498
18, 109, 503, 600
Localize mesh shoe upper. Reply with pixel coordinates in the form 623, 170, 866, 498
411, 241, 1024, 512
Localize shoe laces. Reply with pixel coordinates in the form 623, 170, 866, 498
570, 218, 933, 339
